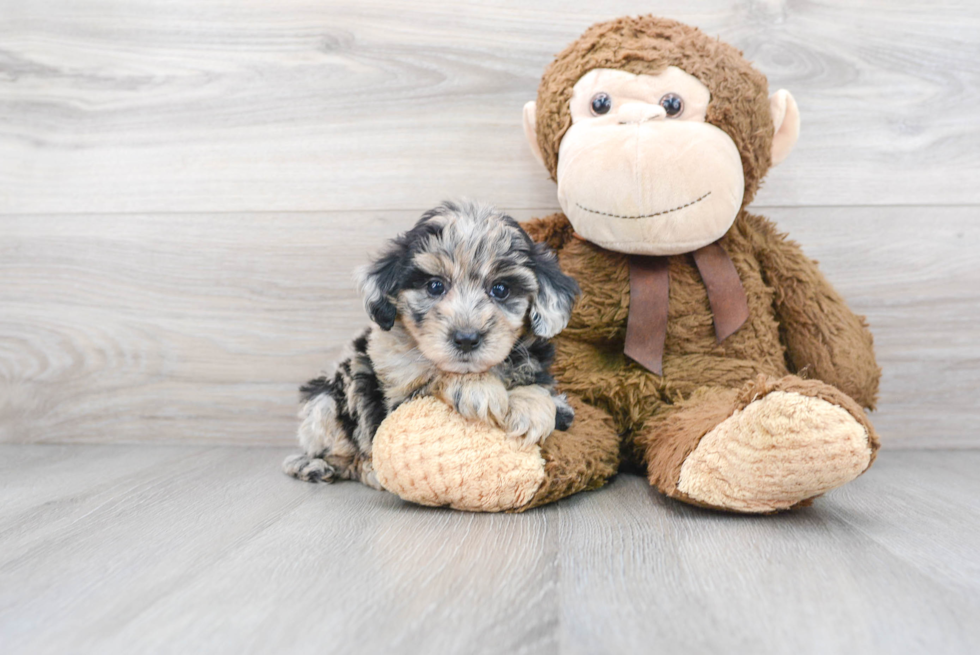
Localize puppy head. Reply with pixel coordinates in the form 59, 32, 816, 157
356, 201, 579, 373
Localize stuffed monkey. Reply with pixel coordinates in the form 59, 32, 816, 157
371, 16, 880, 513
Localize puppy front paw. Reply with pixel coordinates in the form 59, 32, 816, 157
436, 374, 509, 425
554, 393, 575, 431
505, 386, 558, 446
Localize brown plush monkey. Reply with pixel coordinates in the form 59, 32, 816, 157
371, 16, 880, 513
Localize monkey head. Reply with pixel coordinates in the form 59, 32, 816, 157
523, 16, 800, 256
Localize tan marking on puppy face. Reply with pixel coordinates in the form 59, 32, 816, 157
397, 206, 539, 374
357, 200, 577, 371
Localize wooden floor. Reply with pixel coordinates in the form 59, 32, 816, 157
1, 445, 978, 655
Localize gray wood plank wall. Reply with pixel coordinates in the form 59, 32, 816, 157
2, 0, 978, 447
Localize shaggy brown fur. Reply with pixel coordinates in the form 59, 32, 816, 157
519, 396, 621, 511
519, 207, 880, 507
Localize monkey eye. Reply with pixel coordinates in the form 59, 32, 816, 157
426, 278, 446, 297
489, 282, 510, 300
590, 92, 612, 116
659, 93, 684, 117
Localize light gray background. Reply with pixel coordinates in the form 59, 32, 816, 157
2, 0, 978, 448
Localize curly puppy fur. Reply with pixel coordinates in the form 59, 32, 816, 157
283, 201, 580, 486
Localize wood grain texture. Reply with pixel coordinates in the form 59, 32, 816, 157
2, 206, 978, 447
557, 449, 980, 655
1, 0, 978, 213
1, 444, 977, 654
0, 444, 558, 655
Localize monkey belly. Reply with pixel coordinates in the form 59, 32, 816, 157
551, 229, 788, 436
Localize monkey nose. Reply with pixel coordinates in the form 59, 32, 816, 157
452, 330, 482, 353
617, 102, 666, 124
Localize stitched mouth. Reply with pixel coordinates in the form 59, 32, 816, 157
574, 191, 711, 220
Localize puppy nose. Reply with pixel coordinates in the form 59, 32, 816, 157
452, 330, 482, 353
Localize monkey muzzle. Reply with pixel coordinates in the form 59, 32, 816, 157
555, 119, 745, 256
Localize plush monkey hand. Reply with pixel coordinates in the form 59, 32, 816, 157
371, 394, 618, 512
371, 397, 545, 512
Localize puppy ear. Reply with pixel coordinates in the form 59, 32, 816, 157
356, 207, 448, 330
529, 242, 579, 338
355, 244, 408, 331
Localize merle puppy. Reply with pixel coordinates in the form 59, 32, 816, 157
283, 201, 580, 488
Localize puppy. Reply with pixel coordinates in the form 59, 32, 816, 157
282, 201, 580, 488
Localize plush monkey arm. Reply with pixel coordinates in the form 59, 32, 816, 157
520, 213, 575, 253
745, 213, 880, 409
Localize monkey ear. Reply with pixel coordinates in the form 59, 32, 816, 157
355, 247, 406, 331
769, 90, 800, 166
522, 101, 546, 168
529, 243, 579, 338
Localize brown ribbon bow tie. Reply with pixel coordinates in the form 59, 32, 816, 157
623, 241, 749, 375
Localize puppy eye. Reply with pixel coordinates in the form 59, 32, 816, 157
489, 282, 510, 300
590, 92, 612, 116
426, 278, 446, 297
659, 93, 683, 118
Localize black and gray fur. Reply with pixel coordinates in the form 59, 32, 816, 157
283, 201, 579, 487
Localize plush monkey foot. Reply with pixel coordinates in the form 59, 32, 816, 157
659, 377, 879, 513
372, 396, 619, 512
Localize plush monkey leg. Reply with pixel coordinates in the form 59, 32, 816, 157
371, 395, 620, 512
638, 375, 880, 513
